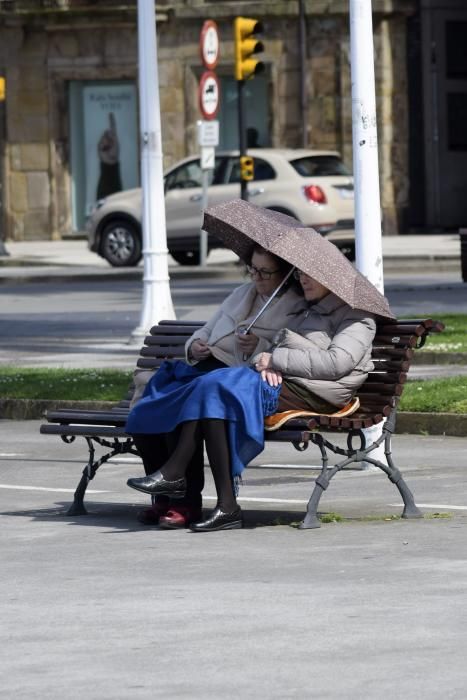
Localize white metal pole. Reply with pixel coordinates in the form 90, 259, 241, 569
350, 0, 384, 292
130, 0, 175, 343
199, 168, 209, 266
349, 0, 387, 467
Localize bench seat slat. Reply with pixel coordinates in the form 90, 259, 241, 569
44, 411, 128, 426
40, 424, 129, 438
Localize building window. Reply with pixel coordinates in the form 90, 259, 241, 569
217, 74, 271, 150
446, 22, 467, 79
447, 92, 467, 151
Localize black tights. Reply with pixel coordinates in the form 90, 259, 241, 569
160, 419, 237, 512
132, 428, 204, 509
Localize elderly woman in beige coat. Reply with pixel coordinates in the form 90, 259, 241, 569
131, 245, 303, 528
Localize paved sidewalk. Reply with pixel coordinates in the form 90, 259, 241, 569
1, 419, 467, 698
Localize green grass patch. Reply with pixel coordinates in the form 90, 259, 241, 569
1, 365, 467, 414
288, 513, 453, 527
319, 512, 343, 523
399, 376, 467, 413
415, 314, 467, 353
0, 368, 131, 401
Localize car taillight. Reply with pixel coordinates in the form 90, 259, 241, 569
303, 185, 327, 204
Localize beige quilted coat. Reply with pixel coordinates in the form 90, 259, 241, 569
264, 292, 377, 407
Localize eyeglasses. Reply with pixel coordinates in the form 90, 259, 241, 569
247, 265, 280, 280
293, 269, 308, 280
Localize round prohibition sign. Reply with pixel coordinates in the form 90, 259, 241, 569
199, 71, 220, 120
200, 20, 220, 70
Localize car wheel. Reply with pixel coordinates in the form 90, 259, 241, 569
100, 219, 142, 267
170, 250, 200, 266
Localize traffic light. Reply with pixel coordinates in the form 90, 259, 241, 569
240, 155, 254, 181
234, 17, 265, 81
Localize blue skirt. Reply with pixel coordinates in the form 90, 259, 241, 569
125, 360, 281, 477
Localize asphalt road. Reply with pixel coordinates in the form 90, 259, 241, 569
1, 420, 467, 698
0, 270, 466, 368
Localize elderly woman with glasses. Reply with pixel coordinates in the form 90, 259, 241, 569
254, 269, 376, 415
127, 245, 303, 530
127, 262, 376, 532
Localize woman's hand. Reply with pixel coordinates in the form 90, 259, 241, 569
261, 368, 283, 387
190, 340, 212, 361
253, 352, 283, 386
236, 331, 260, 356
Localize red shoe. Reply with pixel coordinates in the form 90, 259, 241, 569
159, 505, 203, 530
136, 501, 170, 526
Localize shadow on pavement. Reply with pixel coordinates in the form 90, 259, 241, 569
1, 502, 306, 530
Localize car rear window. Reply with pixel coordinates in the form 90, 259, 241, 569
290, 156, 351, 177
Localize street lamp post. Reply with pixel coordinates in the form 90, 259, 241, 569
349, 0, 387, 466
130, 0, 175, 343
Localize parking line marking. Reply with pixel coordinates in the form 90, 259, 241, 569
0, 484, 109, 494
389, 502, 467, 511
203, 495, 308, 505
254, 463, 322, 470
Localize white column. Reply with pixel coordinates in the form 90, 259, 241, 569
349, 0, 387, 467
130, 0, 175, 344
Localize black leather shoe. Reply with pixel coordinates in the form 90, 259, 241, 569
189, 506, 243, 532
127, 471, 186, 498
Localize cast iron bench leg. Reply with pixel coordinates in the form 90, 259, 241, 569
67, 437, 136, 516
358, 429, 423, 520
299, 433, 330, 529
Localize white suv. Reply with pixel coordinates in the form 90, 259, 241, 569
87, 148, 354, 266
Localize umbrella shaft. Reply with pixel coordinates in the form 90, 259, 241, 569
244, 267, 295, 334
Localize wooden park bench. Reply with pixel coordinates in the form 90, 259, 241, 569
40, 317, 444, 528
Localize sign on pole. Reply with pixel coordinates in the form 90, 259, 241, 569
198, 20, 220, 266
197, 119, 219, 147
200, 20, 220, 70
201, 146, 215, 171
0, 77, 5, 102
198, 71, 220, 121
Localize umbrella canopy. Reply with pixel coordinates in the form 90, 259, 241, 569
203, 198, 395, 320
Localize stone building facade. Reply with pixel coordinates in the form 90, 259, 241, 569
0, 0, 466, 242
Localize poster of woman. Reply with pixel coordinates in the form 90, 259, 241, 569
83, 83, 139, 216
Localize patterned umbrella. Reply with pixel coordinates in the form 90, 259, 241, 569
203, 198, 395, 320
